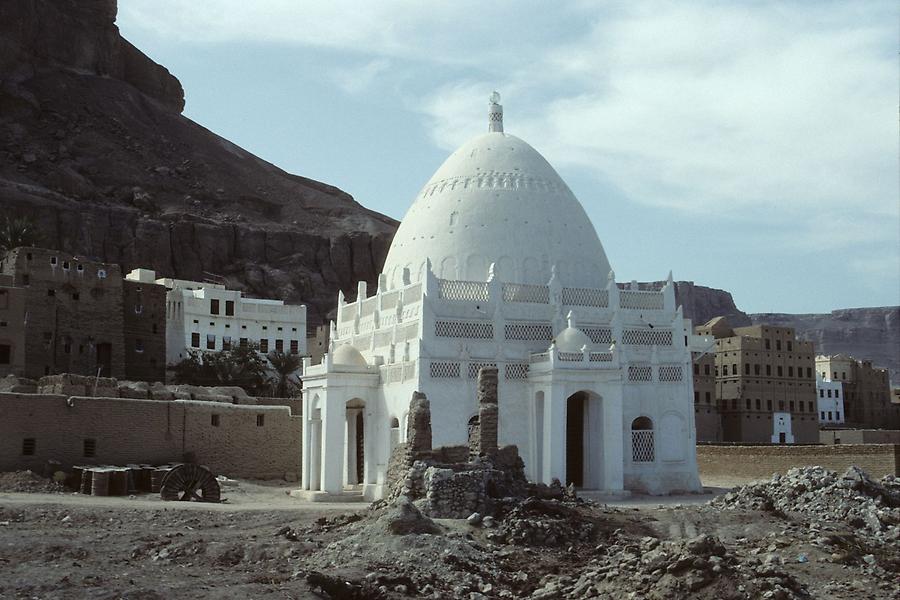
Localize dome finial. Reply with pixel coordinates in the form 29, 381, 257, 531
488, 91, 503, 133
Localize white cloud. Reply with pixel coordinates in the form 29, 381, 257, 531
415, 1, 898, 252
329, 59, 391, 94
120, 0, 898, 248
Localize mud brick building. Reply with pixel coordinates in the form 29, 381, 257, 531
0, 247, 165, 381
694, 317, 818, 444
0, 274, 26, 376
816, 354, 899, 430
122, 271, 166, 381
692, 352, 720, 441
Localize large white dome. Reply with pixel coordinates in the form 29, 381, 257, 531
383, 99, 611, 289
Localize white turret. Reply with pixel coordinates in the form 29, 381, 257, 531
488, 91, 503, 133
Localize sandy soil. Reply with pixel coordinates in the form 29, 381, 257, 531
1, 474, 896, 599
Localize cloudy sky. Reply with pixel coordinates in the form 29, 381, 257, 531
117, 0, 898, 315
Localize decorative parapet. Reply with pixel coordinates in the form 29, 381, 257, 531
528, 347, 618, 370
620, 289, 664, 310
438, 279, 489, 302
502, 282, 550, 304
433, 275, 663, 311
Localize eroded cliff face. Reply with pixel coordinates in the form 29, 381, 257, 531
638, 281, 751, 328
0, 0, 397, 327
751, 308, 900, 383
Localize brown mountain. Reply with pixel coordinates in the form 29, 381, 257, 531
637, 281, 751, 327
0, 0, 397, 328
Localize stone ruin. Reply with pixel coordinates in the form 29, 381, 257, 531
0, 373, 283, 406
385, 366, 565, 519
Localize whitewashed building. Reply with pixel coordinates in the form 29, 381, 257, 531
300, 94, 712, 500
816, 373, 845, 425
126, 270, 306, 365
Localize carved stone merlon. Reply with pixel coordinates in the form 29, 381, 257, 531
663, 270, 676, 311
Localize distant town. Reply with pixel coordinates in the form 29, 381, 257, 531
2, 241, 897, 481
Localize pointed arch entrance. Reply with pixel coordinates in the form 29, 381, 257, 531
345, 399, 365, 486
565, 390, 602, 488
565, 392, 586, 486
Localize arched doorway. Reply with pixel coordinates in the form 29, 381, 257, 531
566, 392, 588, 487
345, 399, 365, 486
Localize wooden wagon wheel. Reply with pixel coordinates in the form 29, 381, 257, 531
159, 464, 221, 502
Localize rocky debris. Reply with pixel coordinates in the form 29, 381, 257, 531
0, 470, 65, 493
530, 531, 812, 600
375, 496, 441, 535
712, 466, 900, 539
0, 374, 37, 393
306, 571, 384, 600
487, 497, 594, 547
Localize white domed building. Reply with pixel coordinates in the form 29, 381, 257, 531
300, 94, 712, 500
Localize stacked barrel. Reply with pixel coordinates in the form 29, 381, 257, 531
70, 464, 183, 496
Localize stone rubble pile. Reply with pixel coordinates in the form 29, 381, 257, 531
486, 498, 594, 547
529, 532, 810, 600
712, 466, 900, 540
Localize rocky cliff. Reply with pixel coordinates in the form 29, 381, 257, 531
751, 308, 900, 383
638, 281, 751, 328
0, 0, 397, 327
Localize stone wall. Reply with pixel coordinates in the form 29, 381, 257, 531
819, 429, 900, 445
474, 366, 499, 459
0, 392, 301, 480
696, 443, 899, 481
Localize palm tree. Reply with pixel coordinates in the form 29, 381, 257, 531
0, 215, 41, 255
267, 350, 303, 397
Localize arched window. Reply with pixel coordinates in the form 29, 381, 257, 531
631, 416, 655, 462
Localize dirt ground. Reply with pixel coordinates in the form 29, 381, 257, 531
0, 473, 897, 599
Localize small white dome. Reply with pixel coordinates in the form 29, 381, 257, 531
382, 113, 611, 288
554, 326, 592, 353
332, 344, 367, 367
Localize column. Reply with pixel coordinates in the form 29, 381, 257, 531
301, 393, 310, 490
308, 418, 321, 491
320, 398, 345, 494
602, 386, 624, 490
543, 382, 567, 484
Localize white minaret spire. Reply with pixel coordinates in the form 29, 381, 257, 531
488, 91, 503, 133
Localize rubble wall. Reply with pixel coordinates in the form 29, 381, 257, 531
0, 393, 301, 480
697, 443, 899, 480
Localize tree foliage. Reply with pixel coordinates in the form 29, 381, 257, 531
266, 349, 303, 397
0, 215, 41, 255
171, 342, 270, 395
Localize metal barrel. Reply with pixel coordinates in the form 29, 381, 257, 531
109, 469, 129, 496
80, 469, 93, 494
150, 466, 171, 493
70, 466, 84, 490
141, 465, 155, 492
91, 469, 110, 496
